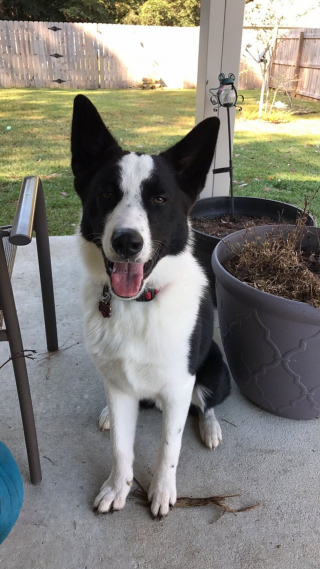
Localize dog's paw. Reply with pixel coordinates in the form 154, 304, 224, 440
148, 471, 177, 519
199, 410, 222, 450
98, 405, 110, 431
93, 476, 132, 514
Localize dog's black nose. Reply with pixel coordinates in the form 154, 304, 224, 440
111, 228, 144, 259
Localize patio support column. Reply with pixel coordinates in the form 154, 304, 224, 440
196, 0, 246, 197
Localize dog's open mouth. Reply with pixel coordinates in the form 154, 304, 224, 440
104, 258, 154, 298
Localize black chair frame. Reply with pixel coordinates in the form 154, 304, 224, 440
0, 176, 58, 484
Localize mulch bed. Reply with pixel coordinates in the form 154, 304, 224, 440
192, 215, 293, 239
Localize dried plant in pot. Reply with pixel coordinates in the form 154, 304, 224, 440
190, 197, 314, 301
212, 224, 320, 420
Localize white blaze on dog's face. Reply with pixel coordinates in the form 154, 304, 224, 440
102, 153, 154, 264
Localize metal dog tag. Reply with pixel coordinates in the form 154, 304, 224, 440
99, 286, 112, 318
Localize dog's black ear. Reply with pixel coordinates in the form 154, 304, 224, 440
161, 117, 220, 200
71, 95, 121, 177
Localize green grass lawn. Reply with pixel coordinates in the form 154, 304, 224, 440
233, 91, 320, 217
0, 88, 319, 235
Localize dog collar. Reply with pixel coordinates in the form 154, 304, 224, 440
99, 285, 160, 318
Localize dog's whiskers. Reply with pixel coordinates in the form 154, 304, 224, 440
151, 240, 166, 262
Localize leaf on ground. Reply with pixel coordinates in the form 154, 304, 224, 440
265, 187, 270, 192
61, 191, 68, 196
42, 173, 61, 179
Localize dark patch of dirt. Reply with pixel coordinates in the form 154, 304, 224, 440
192, 215, 293, 239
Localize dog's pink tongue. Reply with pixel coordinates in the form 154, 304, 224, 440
111, 262, 144, 298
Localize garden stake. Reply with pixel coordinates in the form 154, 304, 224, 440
209, 73, 244, 220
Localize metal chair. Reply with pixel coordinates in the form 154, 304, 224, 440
0, 176, 58, 484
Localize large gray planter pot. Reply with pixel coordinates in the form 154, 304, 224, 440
212, 225, 320, 420
191, 196, 314, 301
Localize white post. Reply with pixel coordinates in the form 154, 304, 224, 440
196, 0, 246, 198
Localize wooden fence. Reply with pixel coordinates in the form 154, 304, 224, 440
239, 28, 320, 101
0, 21, 320, 101
271, 29, 320, 100
0, 21, 199, 89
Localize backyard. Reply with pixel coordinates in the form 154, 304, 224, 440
0, 88, 319, 234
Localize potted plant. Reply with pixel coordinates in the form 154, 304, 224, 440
190, 73, 314, 296
212, 224, 320, 420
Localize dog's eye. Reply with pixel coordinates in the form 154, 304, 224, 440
153, 197, 166, 205
102, 192, 113, 200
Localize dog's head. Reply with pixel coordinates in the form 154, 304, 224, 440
71, 95, 220, 299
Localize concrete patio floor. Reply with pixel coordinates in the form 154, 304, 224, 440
1, 236, 320, 569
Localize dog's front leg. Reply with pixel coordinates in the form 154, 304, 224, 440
94, 386, 138, 514
148, 377, 194, 518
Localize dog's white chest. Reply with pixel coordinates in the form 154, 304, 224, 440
82, 280, 198, 397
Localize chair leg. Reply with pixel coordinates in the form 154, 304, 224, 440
34, 184, 59, 353
0, 240, 42, 484
9, 344, 42, 485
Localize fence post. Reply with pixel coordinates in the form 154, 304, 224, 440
293, 31, 304, 97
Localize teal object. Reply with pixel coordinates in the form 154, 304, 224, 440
0, 442, 23, 544
6, 126, 12, 131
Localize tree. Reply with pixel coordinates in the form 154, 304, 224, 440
0, 0, 199, 25
61, 0, 145, 24
0, 0, 144, 23
124, 0, 200, 26
0, 0, 66, 21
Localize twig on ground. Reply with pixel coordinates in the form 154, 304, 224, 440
221, 418, 238, 428
0, 349, 37, 370
37, 341, 80, 362
43, 455, 55, 465
132, 477, 262, 519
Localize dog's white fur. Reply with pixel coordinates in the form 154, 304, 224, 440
80, 154, 222, 517
102, 154, 154, 265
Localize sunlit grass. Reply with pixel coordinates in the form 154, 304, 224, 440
0, 88, 197, 234
233, 91, 320, 219
0, 87, 319, 234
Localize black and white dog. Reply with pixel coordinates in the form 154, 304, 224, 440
71, 95, 230, 518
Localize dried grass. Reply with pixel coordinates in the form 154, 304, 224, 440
224, 222, 320, 308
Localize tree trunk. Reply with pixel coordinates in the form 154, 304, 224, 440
258, 25, 278, 119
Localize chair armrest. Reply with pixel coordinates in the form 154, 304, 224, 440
9, 176, 40, 246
